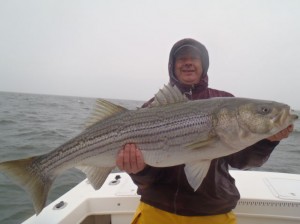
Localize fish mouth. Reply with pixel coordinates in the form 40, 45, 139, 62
291, 114, 299, 121
287, 108, 299, 122
272, 108, 298, 127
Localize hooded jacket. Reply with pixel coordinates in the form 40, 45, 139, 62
130, 38, 279, 216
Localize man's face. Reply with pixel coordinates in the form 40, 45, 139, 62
174, 52, 203, 85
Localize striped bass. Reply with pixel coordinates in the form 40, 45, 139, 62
0, 84, 298, 214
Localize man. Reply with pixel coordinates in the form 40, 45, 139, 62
116, 38, 293, 224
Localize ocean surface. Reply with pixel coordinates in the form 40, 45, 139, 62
0, 92, 299, 224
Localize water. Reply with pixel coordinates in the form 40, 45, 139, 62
0, 92, 143, 224
0, 92, 299, 223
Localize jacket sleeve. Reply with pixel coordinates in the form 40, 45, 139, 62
129, 166, 159, 186
225, 139, 280, 169
129, 165, 178, 188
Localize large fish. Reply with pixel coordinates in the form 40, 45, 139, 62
0, 84, 298, 214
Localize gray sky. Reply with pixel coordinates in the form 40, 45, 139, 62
1, 0, 300, 109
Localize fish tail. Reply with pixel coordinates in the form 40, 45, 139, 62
0, 157, 53, 214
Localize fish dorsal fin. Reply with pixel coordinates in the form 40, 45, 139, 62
85, 99, 128, 128
149, 83, 188, 107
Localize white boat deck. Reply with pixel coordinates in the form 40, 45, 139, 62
23, 170, 300, 224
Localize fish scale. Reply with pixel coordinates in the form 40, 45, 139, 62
0, 84, 297, 214
37, 101, 213, 177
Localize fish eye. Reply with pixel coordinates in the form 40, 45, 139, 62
259, 106, 271, 115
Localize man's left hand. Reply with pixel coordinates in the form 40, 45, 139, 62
267, 125, 294, 142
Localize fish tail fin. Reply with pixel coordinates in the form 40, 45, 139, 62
0, 157, 53, 214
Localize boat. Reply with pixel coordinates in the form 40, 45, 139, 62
22, 170, 300, 224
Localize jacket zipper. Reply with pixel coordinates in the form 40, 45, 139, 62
173, 167, 182, 214
184, 87, 193, 100
173, 85, 193, 213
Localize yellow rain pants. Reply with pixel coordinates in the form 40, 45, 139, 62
131, 202, 237, 224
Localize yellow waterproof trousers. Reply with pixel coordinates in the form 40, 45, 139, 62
131, 202, 237, 224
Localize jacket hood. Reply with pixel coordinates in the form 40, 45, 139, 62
168, 38, 209, 94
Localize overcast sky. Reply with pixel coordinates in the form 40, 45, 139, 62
0, 0, 300, 109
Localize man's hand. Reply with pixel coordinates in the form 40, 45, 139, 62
267, 125, 294, 142
116, 143, 146, 174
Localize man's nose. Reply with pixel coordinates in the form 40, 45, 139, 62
184, 62, 193, 67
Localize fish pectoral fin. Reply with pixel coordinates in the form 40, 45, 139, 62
185, 136, 217, 150
184, 160, 211, 191
77, 166, 113, 190
85, 99, 128, 128
0, 156, 54, 215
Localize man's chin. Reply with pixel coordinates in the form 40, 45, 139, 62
181, 80, 198, 85
181, 76, 200, 85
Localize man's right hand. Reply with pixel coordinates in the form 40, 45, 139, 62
116, 143, 146, 174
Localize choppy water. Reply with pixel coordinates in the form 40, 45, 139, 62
0, 92, 299, 224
